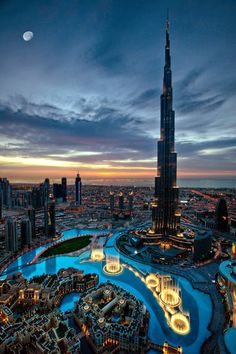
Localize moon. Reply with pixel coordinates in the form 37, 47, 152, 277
23, 31, 34, 42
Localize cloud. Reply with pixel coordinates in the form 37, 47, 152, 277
0, 97, 154, 162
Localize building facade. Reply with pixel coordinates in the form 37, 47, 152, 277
75, 172, 82, 206
5, 218, 18, 252
21, 218, 32, 247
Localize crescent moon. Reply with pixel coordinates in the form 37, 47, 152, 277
23, 31, 34, 42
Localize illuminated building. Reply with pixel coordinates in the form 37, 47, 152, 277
61, 177, 67, 202
153, 16, 179, 237
75, 172, 82, 206
193, 230, 212, 262
21, 218, 32, 247
76, 282, 149, 353
18, 284, 41, 304
44, 201, 56, 238
28, 207, 36, 238
5, 218, 18, 252
163, 341, 182, 353
232, 242, 236, 259
218, 260, 236, 326
215, 198, 228, 232
0, 305, 13, 324
111, 191, 132, 219
118, 192, 124, 210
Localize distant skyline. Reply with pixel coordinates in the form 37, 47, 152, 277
0, 0, 236, 184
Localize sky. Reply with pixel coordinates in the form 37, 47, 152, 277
0, 0, 235, 185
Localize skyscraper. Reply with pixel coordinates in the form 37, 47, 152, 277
61, 177, 67, 202
44, 201, 56, 238
42, 178, 50, 205
31, 186, 43, 209
21, 218, 32, 247
153, 16, 179, 237
53, 183, 63, 201
215, 198, 228, 232
75, 172, 82, 206
5, 218, 18, 252
0, 178, 12, 208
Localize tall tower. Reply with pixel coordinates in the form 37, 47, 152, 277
75, 172, 82, 206
21, 218, 32, 247
153, 15, 179, 237
61, 177, 67, 202
5, 218, 18, 252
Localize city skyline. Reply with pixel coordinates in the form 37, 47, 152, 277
0, 0, 236, 185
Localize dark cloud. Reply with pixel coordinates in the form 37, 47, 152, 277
0, 99, 154, 159
0, 0, 235, 179
130, 88, 159, 109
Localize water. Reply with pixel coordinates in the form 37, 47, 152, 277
59, 292, 80, 312
1, 228, 213, 354
82, 177, 236, 188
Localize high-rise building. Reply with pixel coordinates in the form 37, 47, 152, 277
21, 218, 32, 247
153, 16, 179, 237
44, 201, 56, 238
28, 208, 36, 238
31, 187, 43, 209
61, 177, 67, 202
0, 178, 12, 208
42, 178, 50, 205
53, 183, 63, 201
216, 198, 228, 232
118, 192, 124, 210
5, 218, 18, 252
109, 192, 115, 212
75, 172, 82, 206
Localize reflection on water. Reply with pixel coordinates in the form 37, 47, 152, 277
45, 256, 57, 275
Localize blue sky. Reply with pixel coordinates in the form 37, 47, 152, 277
0, 0, 235, 183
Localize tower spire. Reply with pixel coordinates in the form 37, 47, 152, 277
165, 10, 171, 70
166, 8, 170, 32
